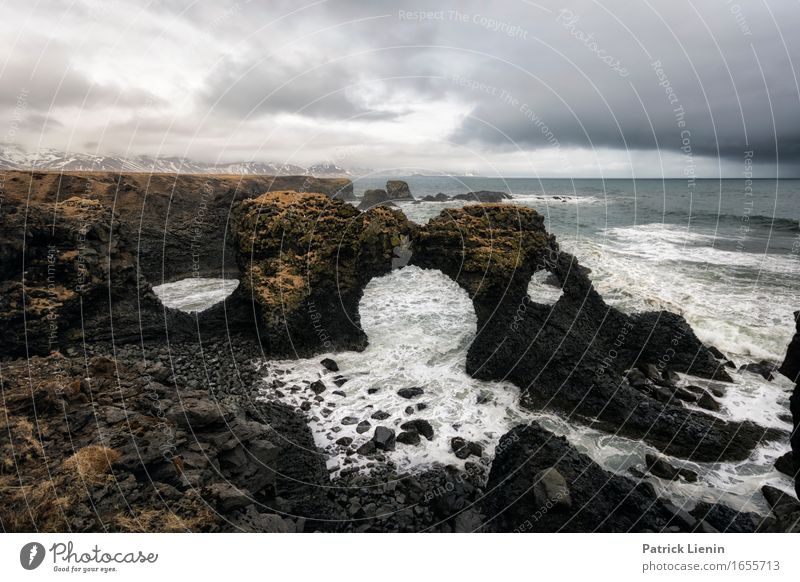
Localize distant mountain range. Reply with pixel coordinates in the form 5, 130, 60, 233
0, 145, 359, 177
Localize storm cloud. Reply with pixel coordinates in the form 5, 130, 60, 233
1, 0, 798, 176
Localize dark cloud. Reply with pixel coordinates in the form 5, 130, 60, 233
1, 0, 798, 175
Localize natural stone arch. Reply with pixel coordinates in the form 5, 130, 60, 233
230, 191, 416, 357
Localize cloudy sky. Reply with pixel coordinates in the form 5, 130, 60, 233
1, 0, 799, 177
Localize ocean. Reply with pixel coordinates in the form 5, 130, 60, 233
154, 177, 799, 515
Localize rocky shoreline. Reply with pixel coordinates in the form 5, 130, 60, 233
1, 171, 798, 532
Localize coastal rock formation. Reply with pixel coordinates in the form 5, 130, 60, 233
780, 311, 800, 498
481, 424, 708, 532
412, 204, 779, 462
357, 188, 390, 210
0, 171, 357, 358
357, 181, 415, 210
452, 190, 512, 203
385, 180, 414, 201
232, 191, 416, 356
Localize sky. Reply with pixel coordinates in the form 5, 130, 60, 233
1, 0, 799, 177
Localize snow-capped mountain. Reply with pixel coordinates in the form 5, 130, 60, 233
0, 145, 355, 177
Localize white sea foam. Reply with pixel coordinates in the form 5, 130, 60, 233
562, 223, 798, 361
153, 277, 239, 312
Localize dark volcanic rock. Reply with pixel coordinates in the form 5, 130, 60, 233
358, 189, 390, 210
779, 312, 800, 499
780, 311, 800, 383
451, 437, 482, 459
451, 190, 512, 203
320, 358, 339, 372
481, 424, 681, 532
385, 180, 414, 201
0, 171, 357, 357
645, 454, 698, 483
412, 203, 778, 463
373, 427, 396, 451
690, 501, 761, 533
774, 451, 796, 477
696, 391, 721, 411
0, 345, 335, 532
309, 380, 326, 394
740, 361, 777, 381
761, 485, 800, 532
396, 431, 421, 446
397, 387, 424, 399
370, 410, 390, 420
400, 419, 434, 441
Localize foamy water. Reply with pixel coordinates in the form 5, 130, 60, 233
561, 224, 797, 361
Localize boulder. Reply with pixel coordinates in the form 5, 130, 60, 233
385, 180, 414, 201
740, 361, 777, 381
320, 358, 339, 372
451, 437, 482, 459
373, 427, 396, 451
397, 386, 424, 399
400, 419, 434, 441
396, 431, 421, 446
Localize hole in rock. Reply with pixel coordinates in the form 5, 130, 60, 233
526, 269, 564, 305
153, 277, 239, 313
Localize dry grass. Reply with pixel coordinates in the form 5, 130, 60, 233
62, 446, 120, 485
114, 506, 216, 533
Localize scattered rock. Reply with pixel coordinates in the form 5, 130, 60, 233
451, 437, 482, 459
397, 387, 424, 399
356, 440, 377, 456
309, 380, 326, 394
373, 427, 396, 451
400, 419, 434, 441
370, 411, 390, 420
356, 420, 372, 434
341, 417, 359, 426
336, 437, 353, 447
396, 431, 421, 446
320, 358, 339, 372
